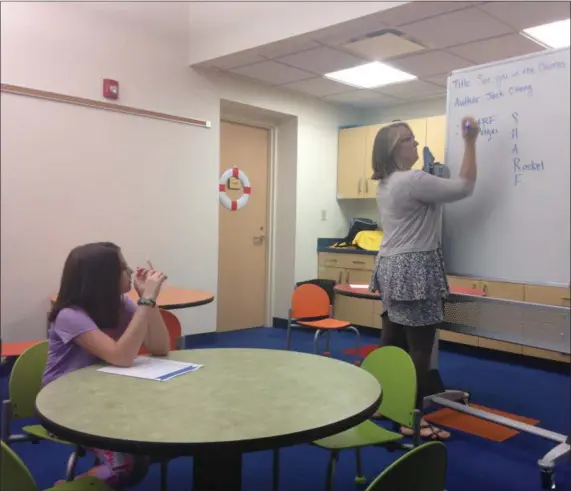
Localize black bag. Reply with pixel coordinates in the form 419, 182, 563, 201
334, 218, 378, 248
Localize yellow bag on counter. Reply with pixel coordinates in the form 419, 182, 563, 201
352, 230, 383, 251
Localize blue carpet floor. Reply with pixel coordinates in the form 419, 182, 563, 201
1, 327, 569, 491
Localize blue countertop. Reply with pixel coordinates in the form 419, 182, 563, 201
317, 238, 378, 256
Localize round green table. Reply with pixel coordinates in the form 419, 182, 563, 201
36, 348, 381, 491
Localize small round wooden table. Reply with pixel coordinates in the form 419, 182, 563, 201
51, 287, 214, 311
125, 287, 214, 310
36, 348, 381, 491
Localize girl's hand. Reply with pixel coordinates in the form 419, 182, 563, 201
134, 267, 150, 297
142, 270, 167, 302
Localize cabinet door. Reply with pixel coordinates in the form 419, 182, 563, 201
425, 115, 447, 165
447, 276, 482, 290
337, 127, 367, 199
344, 268, 373, 286
406, 118, 428, 170
522, 346, 570, 363
364, 124, 387, 198
481, 281, 524, 301
524, 285, 571, 307
334, 294, 375, 327
318, 266, 344, 284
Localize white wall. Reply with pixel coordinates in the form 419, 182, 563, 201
187, 1, 406, 64
359, 97, 447, 126
0, 2, 361, 340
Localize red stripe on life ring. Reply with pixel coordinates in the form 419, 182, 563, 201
219, 184, 226, 192
243, 186, 251, 194
232, 167, 240, 178
231, 200, 238, 211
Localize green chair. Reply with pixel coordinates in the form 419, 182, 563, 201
364, 441, 447, 491
0, 341, 85, 480
312, 346, 422, 491
1, 441, 113, 491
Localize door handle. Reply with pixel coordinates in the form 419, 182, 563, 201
253, 235, 265, 245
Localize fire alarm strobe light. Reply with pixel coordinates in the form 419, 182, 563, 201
103, 79, 119, 100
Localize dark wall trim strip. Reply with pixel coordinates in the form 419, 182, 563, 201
1, 83, 211, 129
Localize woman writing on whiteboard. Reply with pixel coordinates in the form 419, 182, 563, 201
370, 117, 479, 440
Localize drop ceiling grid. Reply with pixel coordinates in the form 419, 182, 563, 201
203, 1, 567, 107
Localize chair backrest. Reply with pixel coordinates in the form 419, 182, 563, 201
8, 341, 48, 420
1, 441, 38, 491
295, 279, 335, 305
361, 346, 417, 428
365, 441, 447, 491
290, 284, 330, 319
139, 309, 182, 355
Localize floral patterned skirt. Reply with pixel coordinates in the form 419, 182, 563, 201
370, 248, 450, 327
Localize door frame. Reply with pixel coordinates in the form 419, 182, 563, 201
219, 117, 277, 328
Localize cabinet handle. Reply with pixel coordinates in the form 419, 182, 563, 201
346, 271, 350, 283
358, 178, 362, 194
365, 179, 369, 193
338, 271, 342, 284
482, 283, 488, 294
352, 260, 365, 265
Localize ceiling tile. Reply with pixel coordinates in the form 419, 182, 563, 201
378, 1, 475, 27
343, 32, 426, 61
230, 60, 313, 85
448, 33, 545, 65
423, 73, 449, 88
479, 1, 570, 30
255, 37, 323, 59
276, 46, 366, 75
313, 15, 390, 46
208, 51, 267, 70
390, 50, 472, 77
376, 80, 445, 99
324, 90, 400, 105
400, 7, 514, 49
280, 77, 352, 97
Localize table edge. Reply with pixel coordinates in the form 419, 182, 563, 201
159, 295, 214, 310
35, 384, 381, 456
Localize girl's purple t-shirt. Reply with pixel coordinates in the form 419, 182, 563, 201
42, 296, 137, 386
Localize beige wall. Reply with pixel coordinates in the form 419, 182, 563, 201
0, 2, 361, 340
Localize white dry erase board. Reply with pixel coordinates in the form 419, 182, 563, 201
442, 47, 570, 287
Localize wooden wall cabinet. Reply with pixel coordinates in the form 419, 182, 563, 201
337, 117, 432, 199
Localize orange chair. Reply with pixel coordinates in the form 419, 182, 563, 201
286, 284, 360, 360
139, 309, 183, 355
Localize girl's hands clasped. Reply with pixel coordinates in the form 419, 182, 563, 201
134, 261, 167, 301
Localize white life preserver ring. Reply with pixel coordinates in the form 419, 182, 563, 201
219, 167, 251, 211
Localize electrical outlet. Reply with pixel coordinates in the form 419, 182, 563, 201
321, 209, 327, 221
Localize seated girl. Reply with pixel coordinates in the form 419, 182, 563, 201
44, 242, 171, 489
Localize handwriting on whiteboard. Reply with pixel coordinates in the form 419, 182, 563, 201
450, 59, 566, 108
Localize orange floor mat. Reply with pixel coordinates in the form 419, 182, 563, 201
424, 404, 540, 442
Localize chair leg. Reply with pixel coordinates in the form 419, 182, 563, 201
412, 409, 422, 447
65, 447, 81, 481
354, 448, 366, 485
325, 451, 339, 491
272, 449, 280, 491
347, 326, 361, 363
160, 460, 168, 491
324, 331, 332, 355
314, 330, 324, 354
286, 322, 293, 350
1, 400, 11, 443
